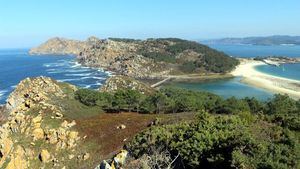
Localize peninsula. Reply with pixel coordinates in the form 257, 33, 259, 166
30, 37, 239, 79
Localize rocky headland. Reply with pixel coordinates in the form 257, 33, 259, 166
29, 37, 89, 55
30, 37, 239, 79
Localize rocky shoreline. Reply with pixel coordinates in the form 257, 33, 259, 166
30, 37, 239, 79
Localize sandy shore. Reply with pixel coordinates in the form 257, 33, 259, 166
231, 59, 300, 99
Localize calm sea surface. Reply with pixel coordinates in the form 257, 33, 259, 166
0, 45, 299, 104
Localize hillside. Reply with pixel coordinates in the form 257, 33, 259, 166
30, 37, 239, 78
29, 37, 89, 55
0, 76, 299, 169
204, 35, 300, 45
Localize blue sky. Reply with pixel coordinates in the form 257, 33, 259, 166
0, 0, 300, 48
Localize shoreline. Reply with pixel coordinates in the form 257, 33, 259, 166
231, 59, 300, 99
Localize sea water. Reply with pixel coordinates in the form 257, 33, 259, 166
0, 49, 109, 104
0, 45, 299, 104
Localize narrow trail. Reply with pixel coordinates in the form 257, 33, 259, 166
151, 77, 173, 88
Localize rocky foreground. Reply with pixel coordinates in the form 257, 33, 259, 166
0, 76, 143, 169
30, 37, 239, 78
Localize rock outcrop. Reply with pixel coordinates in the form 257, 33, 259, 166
0, 77, 86, 169
95, 150, 128, 169
5, 76, 74, 113
29, 37, 89, 55
100, 75, 155, 95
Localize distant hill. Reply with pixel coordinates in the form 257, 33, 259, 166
30, 37, 239, 78
203, 35, 300, 46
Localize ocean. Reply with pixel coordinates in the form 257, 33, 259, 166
0, 44, 299, 104
0, 49, 109, 104
207, 44, 300, 58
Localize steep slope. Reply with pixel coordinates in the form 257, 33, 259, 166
29, 37, 89, 55
0, 77, 90, 168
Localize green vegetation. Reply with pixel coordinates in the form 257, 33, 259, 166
108, 37, 141, 43
75, 87, 221, 114
128, 112, 299, 169
139, 38, 239, 73
74, 87, 300, 169
75, 88, 300, 130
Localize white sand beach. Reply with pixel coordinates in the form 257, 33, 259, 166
231, 59, 300, 99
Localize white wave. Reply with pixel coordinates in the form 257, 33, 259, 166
92, 76, 106, 80
79, 77, 92, 80
83, 85, 92, 88
47, 71, 64, 74
43, 62, 68, 68
65, 73, 93, 77
57, 78, 82, 82
10, 85, 17, 89
46, 69, 57, 72
64, 69, 89, 73
71, 62, 82, 68
0, 90, 7, 98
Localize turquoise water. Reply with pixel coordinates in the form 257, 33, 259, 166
170, 44, 300, 100
255, 63, 300, 81
171, 78, 273, 101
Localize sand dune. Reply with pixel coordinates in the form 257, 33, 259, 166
231, 59, 300, 99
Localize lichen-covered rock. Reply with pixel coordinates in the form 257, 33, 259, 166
6, 145, 28, 169
96, 150, 128, 169
32, 128, 45, 140
0, 77, 84, 168
39, 149, 51, 163
100, 75, 155, 95
5, 76, 72, 113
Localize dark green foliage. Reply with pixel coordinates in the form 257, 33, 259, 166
74, 89, 100, 106
243, 97, 265, 114
214, 97, 250, 114
108, 38, 141, 43
266, 94, 300, 130
75, 88, 300, 131
128, 113, 299, 169
138, 38, 239, 73
75, 87, 221, 114
267, 94, 298, 115
140, 52, 177, 63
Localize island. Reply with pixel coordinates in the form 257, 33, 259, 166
203, 35, 300, 46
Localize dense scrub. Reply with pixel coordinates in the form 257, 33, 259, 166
75, 87, 300, 131
75, 87, 300, 169
128, 112, 299, 169
139, 38, 239, 73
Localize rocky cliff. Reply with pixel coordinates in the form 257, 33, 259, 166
29, 37, 89, 55
0, 77, 91, 168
